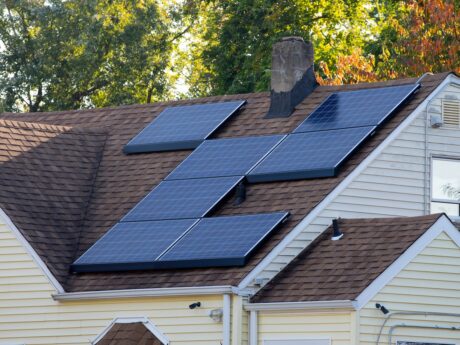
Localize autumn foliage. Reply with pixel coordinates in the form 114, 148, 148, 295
318, 0, 459, 86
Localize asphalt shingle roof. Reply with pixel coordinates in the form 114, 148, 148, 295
0, 72, 450, 292
96, 323, 162, 345
251, 213, 444, 303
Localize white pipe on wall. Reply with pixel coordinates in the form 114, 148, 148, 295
249, 310, 258, 345
223, 294, 231, 345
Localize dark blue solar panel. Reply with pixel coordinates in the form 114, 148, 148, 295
165, 135, 286, 180
158, 212, 289, 268
122, 176, 243, 222
123, 101, 245, 154
294, 84, 419, 133
72, 219, 197, 272
247, 126, 375, 183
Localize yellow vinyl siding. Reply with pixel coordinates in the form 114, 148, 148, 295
360, 232, 460, 345
0, 221, 224, 345
258, 311, 353, 345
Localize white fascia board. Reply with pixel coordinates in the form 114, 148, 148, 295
53, 285, 235, 301
0, 208, 64, 293
355, 214, 460, 309
244, 300, 357, 312
92, 316, 170, 345
239, 74, 458, 289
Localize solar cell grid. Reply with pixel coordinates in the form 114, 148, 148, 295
72, 219, 197, 271
124, 100, 245, 154
247, 126, 376, 183
158, 212, 289, 268
166, 135, 286, 180
294, 84, 419, 133
122, 176, 243, 222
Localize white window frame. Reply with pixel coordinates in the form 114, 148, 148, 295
263, 338, 331, 345
430, 156, 460, 220
396, 341, 456, 345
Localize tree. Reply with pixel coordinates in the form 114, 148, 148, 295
0, 0, 190, 112
374, 0, 459, 77
185, 0, 376, 95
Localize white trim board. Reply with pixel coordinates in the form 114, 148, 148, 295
53, 285, 235, 301
239, 73, 459, 289
91, 317, 169, 345
0, 208, 64, 293
355, 214, 460, 309
244, 300, 356, 312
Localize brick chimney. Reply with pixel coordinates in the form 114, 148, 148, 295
266, 37, 317, 118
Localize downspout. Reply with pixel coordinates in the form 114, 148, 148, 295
249, 310, 258, 345
223, 294, 231, 345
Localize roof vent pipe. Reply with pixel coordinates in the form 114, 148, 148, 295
331, 218, 343, 241
266, 37, 318, 118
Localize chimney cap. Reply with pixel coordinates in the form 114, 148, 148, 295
279, 36, 305, 42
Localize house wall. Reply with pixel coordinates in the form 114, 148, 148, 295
360, 231, 460, 345
253, 77, 460, 283
257, 310, 354, 345
0, 220, 225, 345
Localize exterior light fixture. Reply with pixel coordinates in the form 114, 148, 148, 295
375, 303, 390, 315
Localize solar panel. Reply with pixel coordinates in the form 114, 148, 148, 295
294, 84, 419, 133
72, 219, 198, 272
165, 135, 286, 180
122, 176, 243, 222
123, 100, 245, 154
247, 126, 376, 183
158, 212, 289, 268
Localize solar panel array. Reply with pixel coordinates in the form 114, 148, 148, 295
158, 212, 289, 268
73, 84, 419, 273
72, 213, 287, 272
294, 84, 419, 133
166, 135, 285, 180
73, 219, 198, 272
247, 126, 376, 182
122, 176, 243, 222
124, 100, 245, 154
248, 83, 419, 183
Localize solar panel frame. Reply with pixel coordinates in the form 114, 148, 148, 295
294, 84, 420, 133
247, 126, 376, 183
165, 134, 286, 180
72, 219, 199, 272
157, 212, 290, 269
123, 100, 246, 154
121, 176, 244, 222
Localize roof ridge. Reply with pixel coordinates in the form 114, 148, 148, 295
0, 118, 108, 136
0, 119, 73, 133
0, 72, 451, 120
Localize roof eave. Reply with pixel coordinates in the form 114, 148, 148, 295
244, 300, 357, 311
52, 285, 254, 301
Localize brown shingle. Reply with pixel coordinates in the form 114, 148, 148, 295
0, 73, 451, 291
96, 322, 162, 345
251, 214, 445, 303
0, 120, 107, 282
